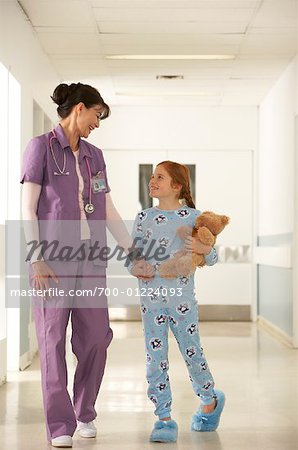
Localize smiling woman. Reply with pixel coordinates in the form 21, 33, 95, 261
51, 82, 110, 149
19, 82, 139, 448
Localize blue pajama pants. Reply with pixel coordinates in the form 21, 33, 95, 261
140, 276, 215, 419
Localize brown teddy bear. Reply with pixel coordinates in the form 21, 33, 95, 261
158, 211, 229, 279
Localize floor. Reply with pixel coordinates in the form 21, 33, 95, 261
0, 321, 297, 450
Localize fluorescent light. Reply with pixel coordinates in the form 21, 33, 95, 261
106, 54, 235, 60
116, 91, 219, 96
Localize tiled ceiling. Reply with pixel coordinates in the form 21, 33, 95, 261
18, 0, 297, 106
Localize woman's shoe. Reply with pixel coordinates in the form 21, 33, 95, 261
77, 421, 97, 438
51, 435, 73, 448
191, 390, 225, 432
150, 420, 178, 443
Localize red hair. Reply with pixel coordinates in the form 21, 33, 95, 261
157, 161, 195, 208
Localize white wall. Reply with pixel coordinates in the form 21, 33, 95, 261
89, 105, 258, 151
0, 2, 59, 141
0, 1, 60, 379
257, 56, 296, 340
259, 59, 296, 237
89, 106, 258, 310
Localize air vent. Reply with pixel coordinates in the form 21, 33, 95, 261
156, 75, 184, 80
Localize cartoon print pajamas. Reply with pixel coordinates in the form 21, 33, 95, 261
131, 206, 218, 418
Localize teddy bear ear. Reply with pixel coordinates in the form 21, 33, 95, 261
221, 215, 230, 225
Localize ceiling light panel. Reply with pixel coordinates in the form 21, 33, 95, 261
90, 1, 259, 8
106, 61, 234, 78
105, 55, 236, 60
115, 91, 220, 96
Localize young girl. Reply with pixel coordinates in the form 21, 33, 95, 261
130, 161, 225, 443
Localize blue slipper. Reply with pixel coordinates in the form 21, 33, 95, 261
150, 420, 178, 443
191, 390, 225, 432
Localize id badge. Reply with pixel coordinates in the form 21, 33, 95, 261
91, 171, 106, 193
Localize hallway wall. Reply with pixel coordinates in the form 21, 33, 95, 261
257, 56, 297, 340
90, 105, 258, 152
89, 106, 258, 318
0, 0, 296, 380
0, 1, 59, 381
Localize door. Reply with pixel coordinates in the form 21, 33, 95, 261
168, 150, 253, 316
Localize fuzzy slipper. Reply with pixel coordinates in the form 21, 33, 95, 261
150, 420, 178, 443
191, 390, 225, 432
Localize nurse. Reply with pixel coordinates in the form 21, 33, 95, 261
20, 82, 151, 448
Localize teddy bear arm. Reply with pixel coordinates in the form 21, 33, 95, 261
196, 227, 215, 246
158, 251, 186, 279
193, 253, 205, 268
158, 258, 178, 279
175, 254, 194, 277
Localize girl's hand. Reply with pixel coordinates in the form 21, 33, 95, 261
184, 236, 212, 255
131, 259, 155, 280
31, 261, 59, 294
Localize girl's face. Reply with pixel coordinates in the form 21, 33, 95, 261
76, 103, 106, 138
149, 165, 181, 199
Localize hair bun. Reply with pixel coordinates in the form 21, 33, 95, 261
51, 83, 70, 106
51, 81, 110, 120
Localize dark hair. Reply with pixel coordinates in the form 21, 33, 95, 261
157, 160, 195, 208
51, 82, 110, 119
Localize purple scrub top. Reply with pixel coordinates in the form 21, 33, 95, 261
20, 124, 110, 266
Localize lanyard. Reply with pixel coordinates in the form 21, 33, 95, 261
84, 158, 95, 214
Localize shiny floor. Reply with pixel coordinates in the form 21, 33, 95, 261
0, 321, 298, 450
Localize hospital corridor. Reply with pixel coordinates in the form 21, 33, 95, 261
0, 321, 297, 449
0, 0, 298, 449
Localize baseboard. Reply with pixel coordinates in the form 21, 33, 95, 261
19, 351, 32, 371
0, 338, 7, 384
28, 320, 38, 358
257, 316, 293, 348
109, 305, 251, 321
199, 305, 251, 321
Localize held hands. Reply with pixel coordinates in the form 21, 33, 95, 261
31, 260, 59, 294
131, 259, 155, 280
184, 236, 212, 255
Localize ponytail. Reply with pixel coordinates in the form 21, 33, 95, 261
181, 187, 195, 209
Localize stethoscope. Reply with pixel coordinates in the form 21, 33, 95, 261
49, 129, 95, 214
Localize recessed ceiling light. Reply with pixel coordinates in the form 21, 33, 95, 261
116, 91, 219, 96
105, 54, 235, 60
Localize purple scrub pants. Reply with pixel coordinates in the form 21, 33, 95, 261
30, 256, 113, 441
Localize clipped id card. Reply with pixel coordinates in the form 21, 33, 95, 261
91, 171, 107, 193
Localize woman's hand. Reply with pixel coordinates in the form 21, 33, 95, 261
31, 261, 59, 293
131, 259, 155, 280
184, 236, 212, 255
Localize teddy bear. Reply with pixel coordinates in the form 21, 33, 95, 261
158, 211, 229, 279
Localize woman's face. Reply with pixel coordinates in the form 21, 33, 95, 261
76, 103, 106, 138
